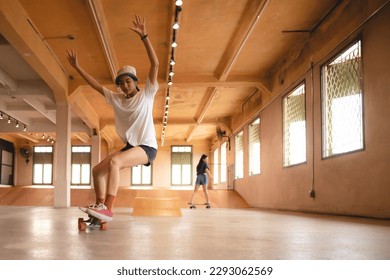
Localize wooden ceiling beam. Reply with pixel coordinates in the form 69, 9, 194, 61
87, 0, 119, 81
186, 87, 218, 142
215, 0, 270, 82
0, 0, 68, 103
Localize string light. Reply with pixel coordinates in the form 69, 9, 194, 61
162, 1, 183, 146
0, 110, 28, 132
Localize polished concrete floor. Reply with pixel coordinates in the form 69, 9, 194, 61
0, 206, 389, 260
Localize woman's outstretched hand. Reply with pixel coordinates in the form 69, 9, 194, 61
66, 49, 79, 69
130, 14, 147, 37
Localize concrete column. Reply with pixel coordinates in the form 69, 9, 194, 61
54, 103, 71, 208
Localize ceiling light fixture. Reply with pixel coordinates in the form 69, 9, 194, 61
0, 110, 28, 131
162, 1, 183, 146
172, 22, 180, 29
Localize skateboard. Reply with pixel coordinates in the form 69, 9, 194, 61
78, 215, 108, 231
188, 202, 211, 209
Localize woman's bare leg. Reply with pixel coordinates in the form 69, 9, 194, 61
202, 184, 210, 203
190, 185, 200, 204
106, 147, 148, 197
92, 151, 121, 203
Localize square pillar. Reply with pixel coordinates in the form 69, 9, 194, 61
54, 103, 71, 207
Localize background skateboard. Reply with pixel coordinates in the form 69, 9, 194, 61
188, 202, 211, 209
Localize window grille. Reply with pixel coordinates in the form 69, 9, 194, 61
132, 164, 152, 185
33, 146, 53, 184
283, 83, 307, 166
235, 131, 244, 179
220, 142, 227, 183
321, 40, 363, 157
249, 117, 261, 175
171, 146, 192, 185
213, 148, 219, 184
71, 146, 91, 185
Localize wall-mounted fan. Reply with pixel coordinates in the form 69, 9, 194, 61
216, 125, 231, 150
19, 146, 32, 164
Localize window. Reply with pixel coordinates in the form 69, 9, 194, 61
0, 139, 14, 185
213, 148, 219, 184
283, 83, 307, 166
33, 146, 53, 185
132, 165, 152, 185
248, 117, 261, 175
235, 131, 244, 179
220, 142, 227, 183
171, 146, 192, 185
71, 146, 91, 185
321, 40, 363, 157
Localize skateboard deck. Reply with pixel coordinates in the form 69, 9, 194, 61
188, 202, 211, 209
78, 215, 108, 231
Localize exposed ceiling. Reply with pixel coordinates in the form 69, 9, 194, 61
0, 0, 341, 148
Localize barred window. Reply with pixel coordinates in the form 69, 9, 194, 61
71, 146, 91, 185
132, 164, 152, 185
213, 148, 219, 184
235, 131, 244, 179
248, 117, 260, 175
33, 146, 53, 184
283, 83, 307, 166
220, 141, 227, 183
171, 146, 192, 185
321, 40, 363, 157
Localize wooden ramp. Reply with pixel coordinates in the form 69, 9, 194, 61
133, 197, 182, 216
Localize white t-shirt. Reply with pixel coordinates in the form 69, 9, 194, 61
103, 77, 158, 149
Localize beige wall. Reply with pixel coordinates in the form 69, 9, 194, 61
232, 2, 390, 218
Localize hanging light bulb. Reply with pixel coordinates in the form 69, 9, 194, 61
175, 0, 183, 6
15, 121, 19, 128
173, 22, 180, 29
7, 117, 11, 124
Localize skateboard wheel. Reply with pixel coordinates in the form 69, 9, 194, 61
100, 223, 108, 230
78, 221, 87, 231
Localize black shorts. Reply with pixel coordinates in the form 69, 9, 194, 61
120, 142, 157, 166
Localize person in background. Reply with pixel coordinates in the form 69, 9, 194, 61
189, 154, 213, 207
